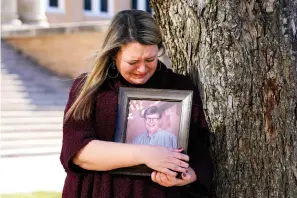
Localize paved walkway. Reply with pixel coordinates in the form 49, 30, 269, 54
1, 41, 72, 193
0, 155, 66, 194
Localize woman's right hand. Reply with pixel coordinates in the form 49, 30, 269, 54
140, 146, 190, 177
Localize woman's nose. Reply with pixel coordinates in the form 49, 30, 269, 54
137, 63, 147, 73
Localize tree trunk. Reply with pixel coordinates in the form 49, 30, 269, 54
150, 0, 297, 197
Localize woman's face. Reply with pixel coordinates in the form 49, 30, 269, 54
115, 42, 159, 84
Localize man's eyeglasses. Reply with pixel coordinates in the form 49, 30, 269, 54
145, 117, 160, 122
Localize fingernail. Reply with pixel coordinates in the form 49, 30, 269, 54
178, 147, 183, 150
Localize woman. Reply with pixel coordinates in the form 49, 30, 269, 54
61, 9, 213, 198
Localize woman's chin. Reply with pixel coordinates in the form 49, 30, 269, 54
128, 78, 149, 85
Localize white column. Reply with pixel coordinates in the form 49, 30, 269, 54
138, 0, 146, 11
18, 0, 48, 26
1, 0, 22, 25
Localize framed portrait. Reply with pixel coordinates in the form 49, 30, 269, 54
110, 87, 193, 176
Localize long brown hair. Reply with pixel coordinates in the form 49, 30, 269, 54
65, 10, 163, 121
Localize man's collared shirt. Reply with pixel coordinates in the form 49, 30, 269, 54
132, 129, 177, 148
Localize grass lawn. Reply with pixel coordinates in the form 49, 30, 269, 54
0, 191, 61, 198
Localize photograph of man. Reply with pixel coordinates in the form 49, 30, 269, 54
132, 106, 178, 148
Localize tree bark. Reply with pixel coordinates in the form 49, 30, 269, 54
150, 0, 297, 197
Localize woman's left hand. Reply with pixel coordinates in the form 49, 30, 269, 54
151, 167, 197, 187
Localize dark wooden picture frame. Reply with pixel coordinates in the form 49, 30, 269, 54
110, 87, 193, 176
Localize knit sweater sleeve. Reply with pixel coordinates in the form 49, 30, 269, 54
60, 74, 97, 175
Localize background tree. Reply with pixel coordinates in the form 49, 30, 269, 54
150, 0, 297, 197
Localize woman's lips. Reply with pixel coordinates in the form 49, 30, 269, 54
132, 73, 147, 79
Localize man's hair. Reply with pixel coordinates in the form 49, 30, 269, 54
144, 106, 162, 118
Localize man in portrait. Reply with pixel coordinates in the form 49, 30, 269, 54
132, 105, 178, 148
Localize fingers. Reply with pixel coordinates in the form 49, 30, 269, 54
151, 171, 157, 183
163, 149, 189, 173
152, 171, 191, 187
161, 167, 178, 177
156, 172, 172, 187
165, 162, 188, 173
152, 171, 170, 187
158, 172, 170, 186
170, 157, 189, 169
156, 172, 163, 183
172, 152, 190, 162
148, 146, 189, 178
170, 147, 183, 152
160, 172, 168, 183
181, 172, 191, 182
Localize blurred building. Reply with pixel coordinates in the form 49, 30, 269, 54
2, 0, 152, 26
1, 0, 170, 79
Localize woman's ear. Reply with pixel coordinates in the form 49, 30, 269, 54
111, 55, 116, 62
111, 48, 120, 62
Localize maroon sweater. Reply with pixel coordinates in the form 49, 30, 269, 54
60, 62, 213, 198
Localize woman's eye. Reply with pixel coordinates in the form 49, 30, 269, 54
128, 62, 137, 65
